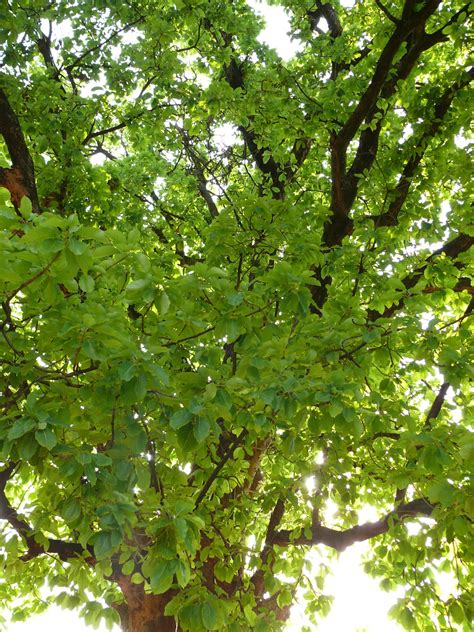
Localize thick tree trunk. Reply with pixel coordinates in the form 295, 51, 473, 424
116, 578, 180, 632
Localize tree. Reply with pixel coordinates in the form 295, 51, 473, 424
0, 0, 472, 629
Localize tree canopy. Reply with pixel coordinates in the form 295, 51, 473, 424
0, 0, 472, 630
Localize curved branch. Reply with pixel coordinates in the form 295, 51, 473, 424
273, 498, 434, 552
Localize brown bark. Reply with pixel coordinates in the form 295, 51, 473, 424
116, 578, 180, 632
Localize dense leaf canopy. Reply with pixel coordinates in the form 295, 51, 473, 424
0, 0, 472, 630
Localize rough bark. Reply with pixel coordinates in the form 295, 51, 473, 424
116, 578, 180, 632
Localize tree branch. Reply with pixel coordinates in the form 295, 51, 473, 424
367, 233, 473, 320
374, 0, 399, 24
0, 87, 40, 212
374, 67, 474, 227
0, 463, 88, 562
194, 429, 248, 508
273, 498, 434, 552
251, 497, 286, 597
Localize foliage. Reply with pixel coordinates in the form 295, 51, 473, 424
0, 0, 472, 630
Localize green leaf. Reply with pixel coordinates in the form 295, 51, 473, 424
201, 602, 218, 630
8, 418, 36, 441
35, 428, 57, 450
18, 433, 39, 459
19, 196, 32, 218
94, 531, 115, 560
63, 498, 81, 522
160, 291, 170, 314
127, 278, 151, 292
175, 559, 191, 588
121, 559, 135, 575
149, 560, 175, 594
170, 409, 192, 430
193, 418, 210, 442
79, 274, 95, 293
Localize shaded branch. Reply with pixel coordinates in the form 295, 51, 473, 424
5, 251, 61, 302
194, 429, 248, 508
251, 497, 286, 597
181, 130, 219, 218
374, 0, 399, 24
337, 1, 441, 150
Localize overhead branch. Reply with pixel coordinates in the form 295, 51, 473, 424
272, 498, 434, 552
374, 0, 399, 24
327, 2, 449, 240
0, 463, 87, 562
395, 381, 451, 505
180, 130, 219, 218
0, 87, 40, 212
194, 429, 248, 508
308, 2, 343, 79
223, 54, 305, 196
337, 1, 441, 150
374, 68, 474, 227
309, 0, 471, 316
367, 233, 473, 321
62, 17, 144, 75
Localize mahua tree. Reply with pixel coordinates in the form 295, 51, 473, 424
0, 0, 473, 630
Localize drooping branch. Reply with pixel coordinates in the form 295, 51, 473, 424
272, 498, 434, 552
0, 87, 40, 212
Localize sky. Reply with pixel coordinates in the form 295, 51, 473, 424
4, 1, 421, 630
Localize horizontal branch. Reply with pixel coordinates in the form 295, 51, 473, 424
273, 498, 434, 552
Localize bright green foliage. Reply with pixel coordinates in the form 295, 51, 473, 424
0, 1, 472, 631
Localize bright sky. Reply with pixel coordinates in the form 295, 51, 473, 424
5, 1, 417, 630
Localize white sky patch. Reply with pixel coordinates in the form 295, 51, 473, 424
247, 0, 303, 61
287, 543, 403, 632
305, 475, 317, 493
439, 200, 450, 225
88, 153, 106, 166
454, 132, 471, 148
213, 123, 239, 150
36, 356, 48, 367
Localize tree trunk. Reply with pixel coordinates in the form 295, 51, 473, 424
116, 578, 181, 632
